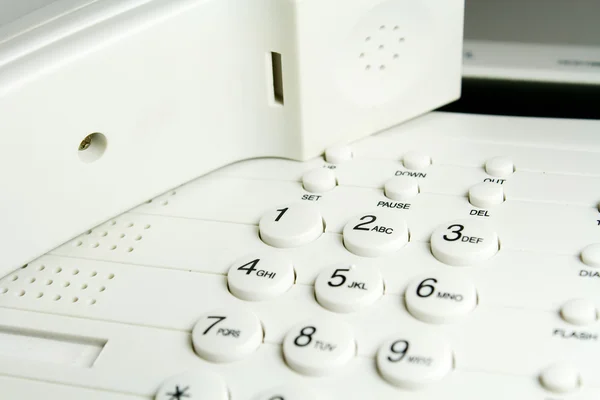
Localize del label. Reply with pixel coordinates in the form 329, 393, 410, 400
470, 209, 490, 217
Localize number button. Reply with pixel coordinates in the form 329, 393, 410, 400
251, 386, 319, 400
227, 255, 295, 301
155, 370, 228, 400
283, 318, 355, 376
259, 203, 324, 248
405, 272, 478, 323
343, 213, 409, 257
377, 332, 453, 389
315, 264, 384, 313
191, 308, 263, 362
430, 219, 499, 266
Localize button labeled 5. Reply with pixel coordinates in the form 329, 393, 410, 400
315, 264, 384, 313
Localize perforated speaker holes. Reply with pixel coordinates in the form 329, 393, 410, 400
0, 263, 115, 306
70, 218, 150, 253
361, 25, 405, 72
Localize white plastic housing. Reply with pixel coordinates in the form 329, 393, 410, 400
0, 0, 464, 272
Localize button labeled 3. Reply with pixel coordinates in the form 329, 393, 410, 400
315, 264, 384, 313
192, 308, 263, 362
155, 370, 228, 400
430, 219, 499, 266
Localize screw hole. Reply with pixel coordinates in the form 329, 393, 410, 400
17, 290, 25, 297
78, 133, 107, 163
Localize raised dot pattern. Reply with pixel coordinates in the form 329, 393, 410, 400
361, 24, 406, 72
0, 263, 115, 307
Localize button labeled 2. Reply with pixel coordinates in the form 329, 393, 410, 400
343, 212, 409, 257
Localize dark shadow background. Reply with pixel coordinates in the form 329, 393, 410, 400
439, 78, 600, 120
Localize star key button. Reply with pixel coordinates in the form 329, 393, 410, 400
155, 370, 228, 400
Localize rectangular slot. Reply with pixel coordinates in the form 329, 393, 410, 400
0, 326, 106, 368
270, 52, 285, 106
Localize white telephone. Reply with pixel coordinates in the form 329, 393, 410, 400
2, 1, 600, 400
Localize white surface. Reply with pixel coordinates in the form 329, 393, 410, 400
342, 213, 409, 257
302, 168, 337, 193
405, 272, 478, 324
430, 219, 499, 266
0, 112, 600, 399
0, 0, 464, 274
384, 176, 420, 201
581, 244, 600, 268
376, 332, 453, 389
191, 308, 263, 363
315, 264, 384, 313
560, 299, 598, 327
468, 182, 505, 208
282, 318, 355, 377
227, 255, 295, 302
539, 364, 581, 394
403, 151, 432, 170
259, 203, 324, 248
155, 370, 228, 400
485, 156, 515, 178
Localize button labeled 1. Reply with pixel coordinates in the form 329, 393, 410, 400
192, 308, 263, 363
343, 213, 409, 257
259, 203, 324, 248
315, 264, 383, 313
431, 219, 499, 266
155, 370, 228, 400
405, 272, 478, 324
377, 332, 453, 389
283, 318, 355, 376
228, 255, 295, 301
